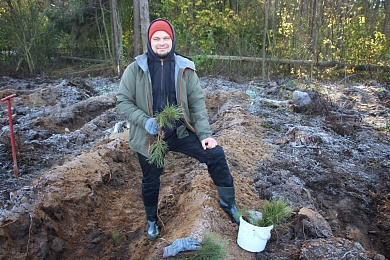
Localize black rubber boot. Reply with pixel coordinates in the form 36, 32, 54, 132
145, 205, 159, 240
217, 186, 240, 224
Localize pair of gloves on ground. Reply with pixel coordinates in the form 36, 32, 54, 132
163, 237, 201, 258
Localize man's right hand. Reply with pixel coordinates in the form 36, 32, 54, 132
145, 118, 158, 135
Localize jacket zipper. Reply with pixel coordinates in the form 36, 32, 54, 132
160, 59, 164, 105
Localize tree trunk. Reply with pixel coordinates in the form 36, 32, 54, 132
139, 0, 150, 53
95, 8, 108, 60
133, 0, 142, 57
373, 0, 381, 25
100, 0, 113, 64
110, 0, 123, 75
262, 0, 269, 80
309, 0, 318, 54
384, 0, 390, 37
230, 0, 237, 13
310, 0, 318, 79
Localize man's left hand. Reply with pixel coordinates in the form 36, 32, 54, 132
201, 138, 217, 150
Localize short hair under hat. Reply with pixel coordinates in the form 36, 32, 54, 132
148, 20, 174, 41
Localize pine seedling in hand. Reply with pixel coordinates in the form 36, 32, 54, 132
148, 132, 169, 168
147, 103, 183, 168
156, 102, 183, 129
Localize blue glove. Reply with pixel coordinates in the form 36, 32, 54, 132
163, 237, 201, 257
145, 118, 158, 135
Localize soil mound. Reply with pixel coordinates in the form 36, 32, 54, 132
0, 76, 389, 259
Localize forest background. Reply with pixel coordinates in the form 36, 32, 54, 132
0, 0, 389, 81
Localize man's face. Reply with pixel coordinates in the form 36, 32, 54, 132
150, 31, 172, 59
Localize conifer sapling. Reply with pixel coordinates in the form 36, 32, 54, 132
147, 103, 183, 168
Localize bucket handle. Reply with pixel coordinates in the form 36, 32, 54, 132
254, 226, 273, 240
255, 230, 270, 240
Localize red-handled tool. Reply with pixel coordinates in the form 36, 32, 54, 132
0, 94, 19, 177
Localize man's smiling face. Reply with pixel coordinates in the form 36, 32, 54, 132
150, 31, 173, 59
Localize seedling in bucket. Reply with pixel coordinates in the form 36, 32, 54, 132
237, 198, 294, 252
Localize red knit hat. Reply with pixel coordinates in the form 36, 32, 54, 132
148, 20, 174, 41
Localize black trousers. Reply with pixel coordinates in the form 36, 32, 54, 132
138, 130, 234, 207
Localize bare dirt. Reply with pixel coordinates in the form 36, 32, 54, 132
0, 75, 389, 259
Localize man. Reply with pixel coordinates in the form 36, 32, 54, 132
116, 18, 239, 240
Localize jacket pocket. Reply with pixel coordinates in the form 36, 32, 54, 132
176, 124, 189, 139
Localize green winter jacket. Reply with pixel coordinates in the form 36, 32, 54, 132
116, 53, 212, 157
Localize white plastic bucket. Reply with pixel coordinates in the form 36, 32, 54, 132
237, 211, 274, 252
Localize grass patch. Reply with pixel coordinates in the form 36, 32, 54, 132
179, 232, 229, 260
111, 229, 121, 247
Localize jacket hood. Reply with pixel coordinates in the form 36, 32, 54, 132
135, 53, 195, 72
147, 18, 176, 59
